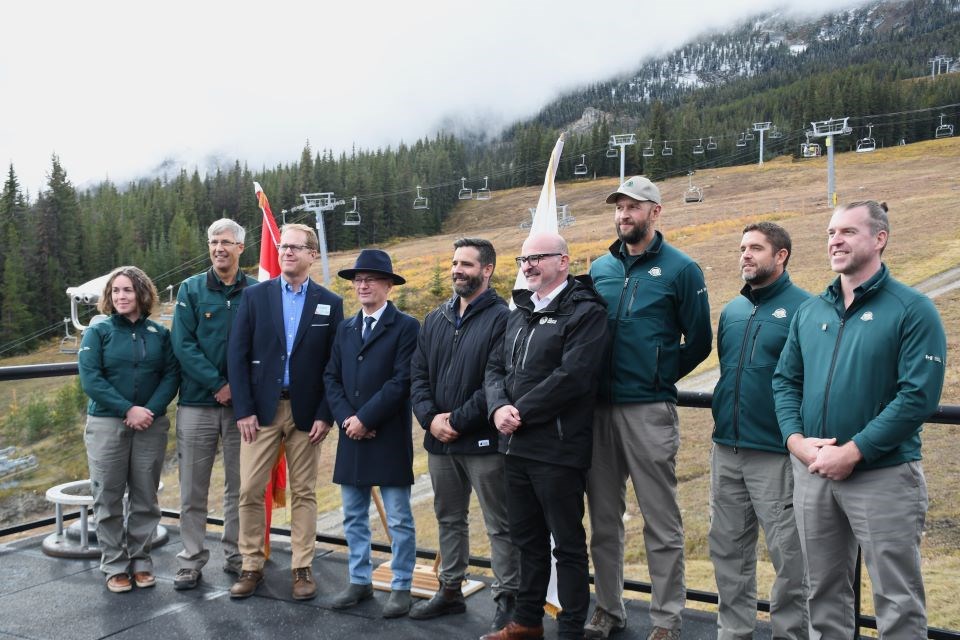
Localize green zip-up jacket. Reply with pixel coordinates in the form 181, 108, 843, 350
172, 268, 256, 406
712, 271, 811, 453
78, 313, 180, 418
773, 264, 946, 470
590, 232, 712, 404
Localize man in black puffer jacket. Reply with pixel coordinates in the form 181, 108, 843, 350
483, 231, 609, 640
410, 238, 519, 629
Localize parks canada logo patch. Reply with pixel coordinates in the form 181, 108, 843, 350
648, 267, 662, 277
772, 308, 787, 319
860, 311, 874, 322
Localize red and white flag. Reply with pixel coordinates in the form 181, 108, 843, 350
253, 181, 287, 557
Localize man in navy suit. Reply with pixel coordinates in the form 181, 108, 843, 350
226, 223, 344, 601
324, 249, 420, 619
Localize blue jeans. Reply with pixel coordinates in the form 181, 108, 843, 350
341, 485, 416, 589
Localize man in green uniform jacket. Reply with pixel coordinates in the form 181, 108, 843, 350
171, 218, 257, 590
710, 222, 810, 640
773, 201, 946, 640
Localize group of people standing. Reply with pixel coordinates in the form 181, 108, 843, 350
76, 175, 946, 640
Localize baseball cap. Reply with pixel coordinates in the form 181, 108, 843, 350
605, 176, 661, 205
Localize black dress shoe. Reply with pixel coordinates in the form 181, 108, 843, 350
409, 584, 466, 620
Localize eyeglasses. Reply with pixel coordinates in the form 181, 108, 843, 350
277, 243, 313, 253
515, 253, 562, 267
208, 239, 239, 247
353, 277, 388, 286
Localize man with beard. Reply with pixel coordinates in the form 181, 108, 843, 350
774, 201, 946, 638
585, 177, 712, 640
709, 222, 810, 639
409, 238, 519, 630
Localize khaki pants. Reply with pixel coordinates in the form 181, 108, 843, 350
709, 444, 808, 640
792, 457, 927, 640
84, 414, 169, 576
175, 404, 242, 573
237, 400, 321, 571
586, 402, 685, 631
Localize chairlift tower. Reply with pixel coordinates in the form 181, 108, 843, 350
810, 117, 852, 206
285, 192, 344, 285
930, 55, 953, 77
752, 122, 771, 167
609, 134, 636, 183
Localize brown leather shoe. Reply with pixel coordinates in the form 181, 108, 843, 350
292, 566, 317, 600
229, 570, 264, 599
133, 571, 156, 588
479, 621, 545, 640
106, 573, 133, 593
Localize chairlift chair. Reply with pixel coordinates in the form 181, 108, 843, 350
692, 139, 704, 155
413, 185, 429, 210
606, 146, 618, 158
475, 176, 491, 201
856, 124, 876, 153
159, 285, 174, 320
683, 172, 703, 204
898, 138, 907, 146
706, 136, 718, 150
642, 139, 655, 158
343, 197, 361, 226
801, 139, 821, 158
557, 204, 576, 229
770, 127, 783, 139
661, 141, 673, 157
744, 131, 755, 141
736, 133, 747, 148
458, 177, 473, 200
573, 155, 588, 177
935, 114, 954, 139
59, 318, 79, 355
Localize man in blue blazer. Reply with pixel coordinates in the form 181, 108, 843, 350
324, 249, 420, 619
226, 223, 344, 601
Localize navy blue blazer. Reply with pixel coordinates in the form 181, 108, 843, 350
228, 276, 343, 431
324, 301, 420, 486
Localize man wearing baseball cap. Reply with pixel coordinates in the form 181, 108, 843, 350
585, 177, 712, 640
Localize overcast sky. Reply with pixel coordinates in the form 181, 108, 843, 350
1, 0, 867, 196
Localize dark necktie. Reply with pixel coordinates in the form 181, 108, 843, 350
362, 316, 374, 343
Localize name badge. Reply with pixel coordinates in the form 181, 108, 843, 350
316, 304, 331, 316
478, 439, 490, 447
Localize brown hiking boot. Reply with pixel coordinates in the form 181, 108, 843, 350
292, 567, 316, 600
229, 570, 263, 599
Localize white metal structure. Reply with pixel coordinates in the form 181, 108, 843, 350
935, 114, 954, 139
745, 131, 755, 141
343, 197, 361, 226
573, 154, 588, 176
706, 136, 718, 150
59, 318, 78, 354
736, 132, 747, 147
413, 185, 429, 209
642, 139, 655, 157
609, 134, 637, 183
606, 146, 618, 158
159, 284, 174, 320
856, 124, 876, 153
286, 192, 346, 284
458, 177, 473, 200
65, 273, 112, 332
753, 122, 772, 166
809, 117, 852, 205
770, 127, 783, 139
692, 138, 704, 155
801, 132, 822, 158
476, 176, 491, 201
661, 140, 673, 157
683, 172, 703, 203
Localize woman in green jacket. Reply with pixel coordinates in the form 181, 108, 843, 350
78, 266, 179, 593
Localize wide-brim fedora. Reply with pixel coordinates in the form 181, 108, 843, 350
337, 248, 406, 285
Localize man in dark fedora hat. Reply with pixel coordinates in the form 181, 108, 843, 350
324, 248, 421, 619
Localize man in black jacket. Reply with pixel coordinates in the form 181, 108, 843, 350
483, 232, 609, 640
410, 238, 519, 629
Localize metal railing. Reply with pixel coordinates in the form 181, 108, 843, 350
2, 362, 959, 639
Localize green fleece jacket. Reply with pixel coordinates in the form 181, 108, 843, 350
172, 268, 256, 406
712, 271, 811, 453
773, 265, 946, 469
78, 313, 180, 418
590, 232, 712, 404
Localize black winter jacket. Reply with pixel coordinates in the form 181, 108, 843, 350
411, 289, 509, 455
485, 275, 609, 469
